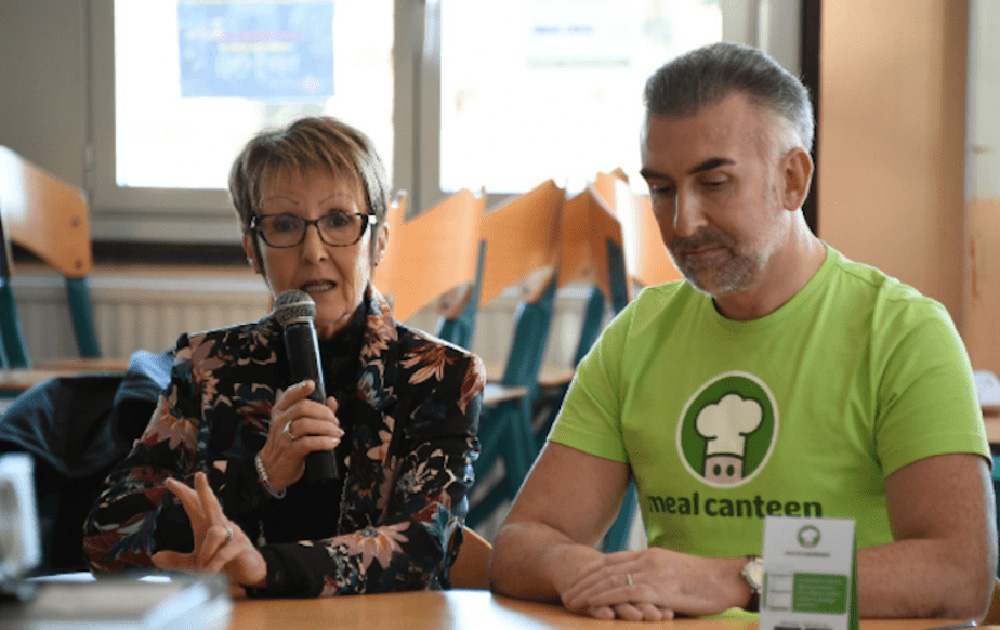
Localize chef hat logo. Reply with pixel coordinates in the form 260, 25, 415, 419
677, 371, 778, 488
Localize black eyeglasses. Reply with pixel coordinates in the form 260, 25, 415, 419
251, 212, 377, 248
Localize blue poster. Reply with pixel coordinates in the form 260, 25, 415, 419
178, 0, 334, 99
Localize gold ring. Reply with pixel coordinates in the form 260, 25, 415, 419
224, 526, 234, 544
282, 421, 298, 441
625, 573, 633, 587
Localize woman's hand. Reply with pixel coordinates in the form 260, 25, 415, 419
258, 380, 343, 491
152, 472, 268, 589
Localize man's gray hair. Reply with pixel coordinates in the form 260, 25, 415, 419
644, 42, 814, 153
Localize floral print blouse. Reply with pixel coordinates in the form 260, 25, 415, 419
83, 288, 485, 597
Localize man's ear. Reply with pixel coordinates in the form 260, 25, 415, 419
242, 233, 264, 275
780, 147, 814, 212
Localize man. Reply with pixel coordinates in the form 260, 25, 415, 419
489, 42, 996, 621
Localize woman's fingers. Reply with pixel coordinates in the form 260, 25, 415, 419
164, 477, 206, 528
274, 380, 317, 414
285, 417, 343, 440
196, 522, 232, 568
194, 472, 226, 523
152, 550, 195, 571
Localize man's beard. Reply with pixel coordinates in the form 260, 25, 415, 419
668, 226, 770, 297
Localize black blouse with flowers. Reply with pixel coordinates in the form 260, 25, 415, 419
83, 287, 485, 597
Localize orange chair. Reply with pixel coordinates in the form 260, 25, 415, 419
631, 193, 683, 288
373, 189, 485, 333
530, 183, 631, 450
591, 168, 682, 289
467, 181, 564, 527
534, 186, 631, 445
0, 147, 100, 370
554, 177, 641, 553
371, 192, 406, 303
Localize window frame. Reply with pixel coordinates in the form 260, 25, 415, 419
85, 0, 802, 244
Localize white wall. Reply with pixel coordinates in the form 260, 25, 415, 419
0, 0, 88, 188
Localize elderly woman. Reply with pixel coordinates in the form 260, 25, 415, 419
84, 116, 485, 597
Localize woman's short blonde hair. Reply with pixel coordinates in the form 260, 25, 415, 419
229, 116, 389, 260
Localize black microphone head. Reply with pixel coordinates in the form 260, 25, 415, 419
273, 290, 316, 327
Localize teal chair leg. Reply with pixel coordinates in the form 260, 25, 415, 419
467, 397, 538, 528
0, 279, 30, 368
66, 277, 100, 358
530, 285, 607, 448
602, 481, 638, 552
574, 287, 606, 366
605, 239, 630, 314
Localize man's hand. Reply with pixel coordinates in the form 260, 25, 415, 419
559, 548, 748, 621
491, 443, 755, 621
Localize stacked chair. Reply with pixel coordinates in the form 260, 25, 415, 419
0, 147, 134, 406
374, 189, 486, 349
373, 170, 684, 546
558, 176, 637, 551
0, 146, 101, 370
629, 193, 684, 288
463, 180, 565, 527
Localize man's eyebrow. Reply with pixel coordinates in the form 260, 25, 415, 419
639, 158, 736, 181
689, 157, 735, 175
639, 168, 668, 181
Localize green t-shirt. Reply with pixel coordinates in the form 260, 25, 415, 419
550, 246, 987, 555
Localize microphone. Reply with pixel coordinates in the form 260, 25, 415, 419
273, 290, 339, 483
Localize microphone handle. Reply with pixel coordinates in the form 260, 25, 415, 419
284, 322, 340, 483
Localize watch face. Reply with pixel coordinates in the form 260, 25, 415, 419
743, 557, 764, 591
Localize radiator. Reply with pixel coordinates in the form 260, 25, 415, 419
11, 271, 594, 370
11, 271, 272, 362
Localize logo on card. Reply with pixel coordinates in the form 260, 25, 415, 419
676, 371, 778, 488
798, 525, 821, 548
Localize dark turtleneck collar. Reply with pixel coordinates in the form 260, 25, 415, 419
317, 299, 367, 399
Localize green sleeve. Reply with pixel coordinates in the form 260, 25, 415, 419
874, 298, 989, 477
548, 299, 636, 463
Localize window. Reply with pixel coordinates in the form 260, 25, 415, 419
88, 0, 799, 242
89, 0, 393, 242
437, 0, 723, 195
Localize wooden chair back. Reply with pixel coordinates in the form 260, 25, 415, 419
478, 180, 563, 308
593, 168, 629, 214
555, 185, 631, 366
382, 189, 484, 323
372, 192, 406, 300
0, 146, 92, 279
632, 194, 683, 287
591, 168, 682, 289
465, 183, 564, 528
0, 147, 100, 368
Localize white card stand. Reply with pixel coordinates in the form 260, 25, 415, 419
760, 516, 858, 630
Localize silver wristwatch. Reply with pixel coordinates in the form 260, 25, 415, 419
740, 555, 763, 611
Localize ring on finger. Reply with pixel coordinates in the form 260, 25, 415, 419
282, 421, 299, 441
224, 525, 234, 544
625, 573, 634, 587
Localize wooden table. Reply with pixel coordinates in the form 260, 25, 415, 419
229, 589, 972, 630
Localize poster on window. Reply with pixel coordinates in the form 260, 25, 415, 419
526, 0, 639, 69
178, 0, 334, 99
